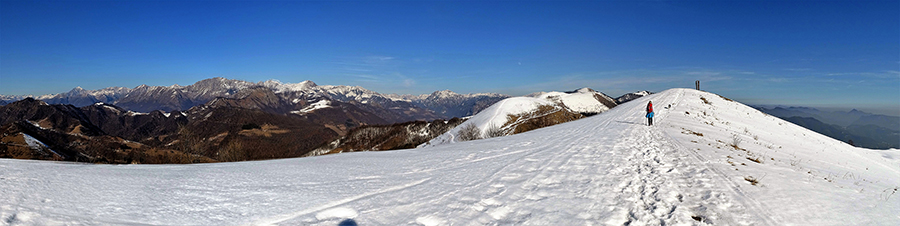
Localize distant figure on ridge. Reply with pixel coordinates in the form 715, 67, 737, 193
646, 101, 654, 126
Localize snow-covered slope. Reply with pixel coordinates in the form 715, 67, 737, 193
422, 96, 556, 147
526, 87, 617, 114
1, 88, 897, 225
424, 88, 617, 147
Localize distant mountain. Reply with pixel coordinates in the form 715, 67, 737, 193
781, 116, 899, 149
851, 114, 900, 130
2, 77, 509, 123
308, 118, 466, 156
388, 90, 510, 118
0, 98, 213, 163
42, 86, 132, 107
756, 106, 899, 149
204, 87, 387, 135
757, 106, 879, 127
275, 81, 445, 123
615, 90, 652, 104
0, 95, 344, 163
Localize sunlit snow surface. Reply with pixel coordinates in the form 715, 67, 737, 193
1, 89, 898, 225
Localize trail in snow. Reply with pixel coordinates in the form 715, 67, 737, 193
1, 88, 897, 225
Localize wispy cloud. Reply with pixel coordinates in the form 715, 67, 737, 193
825, 71, 900, 79
364, 56, 395, 64
685, 71, 721, 76
403, 79, 416, 87
351, 74, 380, 80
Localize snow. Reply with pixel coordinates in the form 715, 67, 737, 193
22, 133, 60, 157
101, 104, 121, 113
22, 133, 48, 150
126, 111, 149, 116
293, 100, 331, 114
1, 88, 898, 225
260, 80, 318, 93
314, 207, 358, 221
424, 97, 554, 147
532, 89, 611, 114
25, 120, 44, 129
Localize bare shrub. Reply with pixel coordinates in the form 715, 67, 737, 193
484, 124, 505, 138
218, 139, 245, 162
700, 97, 711, 105
730, 134, 742, 149
456, 123, 481, 141
504, 105, 584, 134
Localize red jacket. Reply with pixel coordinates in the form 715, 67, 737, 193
647, 102, 653, 113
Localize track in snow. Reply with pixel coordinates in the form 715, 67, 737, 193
273, 89, 768, 225
1, 89, 789, 225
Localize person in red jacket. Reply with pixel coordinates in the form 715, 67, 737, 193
646, 101, 654, 126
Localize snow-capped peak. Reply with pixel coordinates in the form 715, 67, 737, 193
571, 87, 595, 94
260, 80, 318, 93
431, 90, 457, 99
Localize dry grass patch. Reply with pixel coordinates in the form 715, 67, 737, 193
744, 176, 760, 186
716, 94, 734, 102
746, 156, 763, 164
682, 128, 704, 137
238, 124, 290, 137
504, 105, 584, 135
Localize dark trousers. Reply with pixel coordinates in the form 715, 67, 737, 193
648, 117, 653, 126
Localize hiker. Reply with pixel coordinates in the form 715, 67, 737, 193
646, 101, 654, 126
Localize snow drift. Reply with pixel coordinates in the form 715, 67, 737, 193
1, 88, 897, 225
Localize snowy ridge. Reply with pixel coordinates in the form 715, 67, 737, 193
526, 87, 616, 114
423, 97, 555, 147
1, 89, 897, 225
424, 87, 616, 147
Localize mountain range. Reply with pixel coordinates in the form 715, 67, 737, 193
754, 106, 900, 149
1, 77, 635, 163
0, 77, 510, 123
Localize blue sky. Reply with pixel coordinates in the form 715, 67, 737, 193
2, 1, 898, 115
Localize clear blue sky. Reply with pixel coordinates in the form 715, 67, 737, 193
2, 1, 898, 115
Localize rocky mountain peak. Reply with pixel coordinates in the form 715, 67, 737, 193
65, 86, 89, 96
429, 90, 459, 99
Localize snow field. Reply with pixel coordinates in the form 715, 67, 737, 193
0, 88, 897, 225
659, 89, 900, 225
